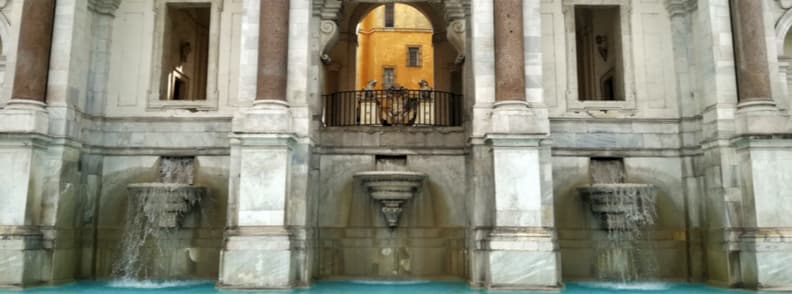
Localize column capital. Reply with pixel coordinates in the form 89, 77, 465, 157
88, 0, 121, 16
665, 0, 696, 18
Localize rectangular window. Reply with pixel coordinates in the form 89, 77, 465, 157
161, 4, 211, 101
383, 67, 395, 89
384, 3, 395, 28
407, 46, 421, 67
575, 5, 624, 101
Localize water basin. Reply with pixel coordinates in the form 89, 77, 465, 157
0, 281, 777, 294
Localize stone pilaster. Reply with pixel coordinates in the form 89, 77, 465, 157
0, 1, 57, 287
219, 0, 308, 289
468, 0, 559, 290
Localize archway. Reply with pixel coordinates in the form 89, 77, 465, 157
319, 1, 464, 94
318, 1, 465, 127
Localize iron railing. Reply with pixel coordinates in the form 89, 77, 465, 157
322, 89, 463, 127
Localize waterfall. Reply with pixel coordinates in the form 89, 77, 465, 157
111, 157, 205, 280
579, 158, 659, 283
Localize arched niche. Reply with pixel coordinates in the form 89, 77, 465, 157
319, 0, 465, 94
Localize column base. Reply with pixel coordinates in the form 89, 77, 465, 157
218, 228, 307, 289
232, 100, 292, 133
0, 230, 48, 288
0, 100, 48, 134
490, 101, 549, 134
473, 228, 560, 290
733, 229, 792, 291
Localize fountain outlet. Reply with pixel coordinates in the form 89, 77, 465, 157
355, 171, 426, 228
578, 183, 656, 231
577, 158, 658, 282
113, 156, 207, 279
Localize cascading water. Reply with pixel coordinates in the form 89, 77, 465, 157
112, 157, 206, 280
578, 158, 658, 283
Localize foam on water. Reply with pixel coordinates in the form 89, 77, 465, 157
577, 282, 673, 291
350, 280, 431, 285
107, 279, 208, 289
0, 281, 771, 293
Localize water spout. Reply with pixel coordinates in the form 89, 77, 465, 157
112, 157, 206, 280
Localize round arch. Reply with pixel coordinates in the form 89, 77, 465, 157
776, 8, 792, 55
322, 1, 463, 93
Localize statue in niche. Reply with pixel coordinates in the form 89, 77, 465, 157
596, 35, 608, 61
179, 41, 192, 64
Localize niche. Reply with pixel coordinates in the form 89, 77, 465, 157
161, 3, 211, 101
575, 6, 624, 101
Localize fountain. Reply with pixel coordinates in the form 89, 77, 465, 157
355, 171, 426, 228
112, 156, 206, 280
578, 158, 657, 282
355, 155, 426, 229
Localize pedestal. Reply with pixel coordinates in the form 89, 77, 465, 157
471, 133, 560, 289
0, 102, 51, 287
219, 102, 308, 289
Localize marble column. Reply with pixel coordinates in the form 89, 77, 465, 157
10, 0, 56, 104
256, 0, 289, 101
493, 0, 525, 102
730, 0, 774, 106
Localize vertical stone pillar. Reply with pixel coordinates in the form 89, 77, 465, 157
256, 0, 289, 102
493, 0, 525, 102
523, 1, 544, 106
471, 0, 559, 290
730, 0, 774, 107
222, 0, 304, 289
10, 0, 56, 105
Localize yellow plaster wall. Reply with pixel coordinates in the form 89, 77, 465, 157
356, 4, 434, 90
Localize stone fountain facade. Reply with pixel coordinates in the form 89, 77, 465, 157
0, 0, 791, 292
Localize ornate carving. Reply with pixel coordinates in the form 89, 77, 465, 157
315, 0, 343, 63
446, 18, 466, 64
319, 20, 340, 64
88, 0, 121, 16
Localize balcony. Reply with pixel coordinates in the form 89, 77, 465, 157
322, 89, 463, 127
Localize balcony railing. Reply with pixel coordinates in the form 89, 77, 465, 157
322, 89, 463, 127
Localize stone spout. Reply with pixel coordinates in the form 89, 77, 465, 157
355, 171, 426, 228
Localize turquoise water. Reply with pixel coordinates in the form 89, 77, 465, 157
0, 280, 782, 294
